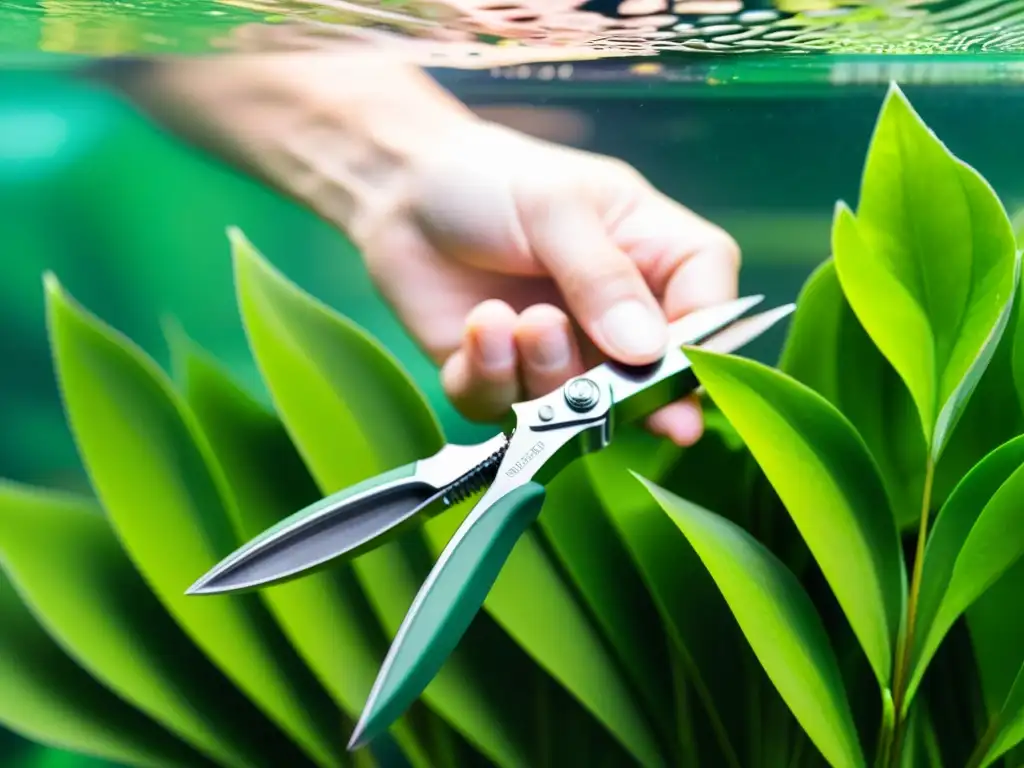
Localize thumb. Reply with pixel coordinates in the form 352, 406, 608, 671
520, 199, 668, 365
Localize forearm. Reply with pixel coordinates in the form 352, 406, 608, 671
83, 52, 478, 243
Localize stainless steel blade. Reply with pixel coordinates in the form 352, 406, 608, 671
590, 302, 796, 426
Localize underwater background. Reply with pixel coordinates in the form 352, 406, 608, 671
3, 1, 1024, 764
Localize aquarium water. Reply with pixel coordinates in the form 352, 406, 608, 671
0, 1, 1023, 765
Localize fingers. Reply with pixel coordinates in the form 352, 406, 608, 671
614, 194, 739, 447
646, 397, 704, 447
440, 301, 586, 424
661, 239, 741, 321
519, 200, 669, 367
441, 299, 708, 447
514, 304, 585, 398
440, 300, 520, 423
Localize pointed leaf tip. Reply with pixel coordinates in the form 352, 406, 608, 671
839, 82, 1017, 459
833, 199, 853, 219
227, 226, 259, 262
226, 225, 247, 246
884, 79, 905, 100
42, 271, 61, 297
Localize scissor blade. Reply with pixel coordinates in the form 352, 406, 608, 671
666, 294, 765, 348
187, 436, 507, 598
186, 473, 441, 596
698, 303, 798, 355
595, 301, 796, 426
186, 435, 508, 596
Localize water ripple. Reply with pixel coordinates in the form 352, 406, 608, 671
3, 0, 1024, 61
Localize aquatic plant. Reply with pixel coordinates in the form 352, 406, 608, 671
3, 81, 1024, 768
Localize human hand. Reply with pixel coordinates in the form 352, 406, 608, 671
92, 50, 738, 445
354, 119, 741, 446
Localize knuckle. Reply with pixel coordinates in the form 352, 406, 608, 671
707, 228, 742, 268
600, 155, 645, 185
572, 259, 642, 300
517, 302, 568, 329
466, 298, 516, 324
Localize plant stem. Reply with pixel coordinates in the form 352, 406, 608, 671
889, 457, 936, 766
874, 689, 895, 768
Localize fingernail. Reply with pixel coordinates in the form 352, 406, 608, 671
599, 300, 666, 360
530, 329, 572, 370
473, 328, 515, 372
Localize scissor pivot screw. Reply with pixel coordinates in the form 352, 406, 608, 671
538, 405, 555, 421
564, 377, 600, 412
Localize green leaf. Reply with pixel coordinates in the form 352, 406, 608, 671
163, 321, 435, 768
833, 82, 1018, 458
0, 480, 302, 768
1012, 266, 1024, 415
584, 424, 748, 767
684, 346, 905, 689
44, 274, 344, 768
910, 434, 1024, 709
636, 477, 865, 768
230, 228, 533, 768
934, 267, 1024, 508
0, 568, 203, 768
779, 257, 927, 530
232, 228, 663, 768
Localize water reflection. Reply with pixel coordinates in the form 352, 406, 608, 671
4, 0, 1024, 59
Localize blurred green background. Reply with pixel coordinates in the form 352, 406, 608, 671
2, 62, 1024, 766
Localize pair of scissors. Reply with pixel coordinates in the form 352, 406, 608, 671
186, 294, 794, 751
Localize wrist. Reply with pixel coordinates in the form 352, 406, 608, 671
247, 53, 481, 246
90, 51, 480, 246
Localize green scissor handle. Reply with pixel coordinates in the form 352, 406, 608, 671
351, 481, 548, 748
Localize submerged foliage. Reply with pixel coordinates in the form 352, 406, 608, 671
2, 82, 1024, 768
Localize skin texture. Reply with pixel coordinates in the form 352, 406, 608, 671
90, 50, 740, 445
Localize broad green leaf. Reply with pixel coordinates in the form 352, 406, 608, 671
44, 275, 344, 768
910, 434, 1024, 708
231, 229, 536, 768
584, 424, 748, 768
0, 568, 203, 768
779, 257, 927, 529
684, 346, 904, 688
164, 323, 435, 768
1012, 263, 1024, 414
834, 83, 1018, 457
935, 267, 1024, 508
637, 477, 865, 768
232, 229, 662, 768
0, 480, 298, 768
